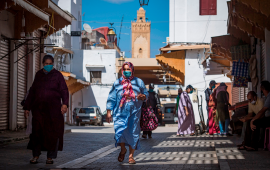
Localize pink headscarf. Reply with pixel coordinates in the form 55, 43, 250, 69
120, 62, 135, 107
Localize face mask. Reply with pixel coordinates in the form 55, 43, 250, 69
123, 71, 132, 78
44, 65, 53, 72
149, 89, 154, 92
250, 100, 256, 105
190, 90, 193, 94
212, 85, 216, 89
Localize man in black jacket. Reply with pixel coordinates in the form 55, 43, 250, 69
142, 83, 161, 139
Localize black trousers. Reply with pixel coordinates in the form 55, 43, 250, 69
143, 131, 152, 136
206, 105, 209, 133
246, 117, 270, 149
32, 139, 59, 159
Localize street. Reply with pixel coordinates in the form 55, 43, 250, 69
2, 126, 269, 170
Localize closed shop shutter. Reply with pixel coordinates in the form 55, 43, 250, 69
34, 30, 41, 73
17, 44, 27, 129
0, 39, 10, 130
261, 40, 266, 81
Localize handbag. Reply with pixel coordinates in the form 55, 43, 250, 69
140, 101, 158, 131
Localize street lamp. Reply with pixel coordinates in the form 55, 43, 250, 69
118, 56, 125, 66
107, 23, 117, 43
139, 0, 149, 7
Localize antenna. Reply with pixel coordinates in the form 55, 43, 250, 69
118, 15, 124, 47
82, 12, 85, 27
83, 23, 92, 33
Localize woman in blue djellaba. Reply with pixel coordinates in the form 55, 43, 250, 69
106, 62, 148, 164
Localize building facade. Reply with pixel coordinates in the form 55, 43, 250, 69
131, 7, 151, 58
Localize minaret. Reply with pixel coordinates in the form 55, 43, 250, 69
131, 7, 151, 58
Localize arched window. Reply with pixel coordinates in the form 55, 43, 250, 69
139, 48, 142, 53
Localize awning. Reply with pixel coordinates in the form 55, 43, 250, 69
60, 71, 90, 95
238, 0, 270, 17
86, 65, 105, 69
160, 44, 210, 52
156, 51, 185, 85
44, 0, 75, 36
53, 47, 73, 54
3, 0, 50, 38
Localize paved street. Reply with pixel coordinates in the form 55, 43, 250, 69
0, 126, 270, 170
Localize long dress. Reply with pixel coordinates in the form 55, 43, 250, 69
23, 69, 69, 151
216, 91, 230, 123
177, 92, 196, 135
208, 90, 220, 134
106, 77, 148, 150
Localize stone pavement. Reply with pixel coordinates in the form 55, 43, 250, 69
0, 126, 270, 170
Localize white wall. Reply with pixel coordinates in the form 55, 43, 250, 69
72, 49, 120, 112
169, 0, 228, 43
184, 49, 231, 124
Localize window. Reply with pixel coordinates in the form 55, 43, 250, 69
200, 0, 217, 15
139, 48, 142, 53
90, 71, 102, 84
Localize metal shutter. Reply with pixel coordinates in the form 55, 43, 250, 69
17, 44, 27, 129
239, 87, 248, 102
261, 40, 266, 81
34, 30, 41, 73
0, 39, 10, 130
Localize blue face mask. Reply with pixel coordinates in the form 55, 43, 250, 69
149, 89, 154, 92
212, 85, 216, 89
190, 90, 193, 94
123, 71, 132, 78
44, 65, 53, 72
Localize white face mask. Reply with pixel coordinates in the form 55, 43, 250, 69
250, 100, 256, 105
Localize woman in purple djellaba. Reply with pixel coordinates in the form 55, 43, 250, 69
24, 55, 69, 165
177, 85, 196, 137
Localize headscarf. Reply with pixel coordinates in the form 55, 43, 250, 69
120, 62, 135, 107
216, 83, 229, 100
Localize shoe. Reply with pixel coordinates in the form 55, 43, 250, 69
142, 135, 147, 139
30, 157, 39, 164
46, 159, 54, 164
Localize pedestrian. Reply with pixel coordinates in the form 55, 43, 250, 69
174, 87, 183, 136
142, 83, 161, 139
204, 80, 217, 135
215, 83, 232, 136
23, 55, 69, 164
208, 88, 220, 135
106, 62, 148, 164
176, 85, 196, 137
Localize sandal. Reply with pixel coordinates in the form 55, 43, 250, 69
118, 148, 127, 162
30, 157, 39, 164
246, 148, 258, 151
129, 157, 136, 164
46, 158, 54, 164
190, 133, 195, 136
142, 135, 147, 139
148, 135, 152, 139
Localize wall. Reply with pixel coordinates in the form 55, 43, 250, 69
169, 0, 228, 43
72, 49, 120, 113
184, 49, 231, 124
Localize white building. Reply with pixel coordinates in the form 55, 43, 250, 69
72, 49, 120, 113
168, 0, 231, 124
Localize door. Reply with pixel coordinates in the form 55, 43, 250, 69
17, 43, 27, 129
0, 39, 10, 130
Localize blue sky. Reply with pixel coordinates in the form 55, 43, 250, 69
82, 0, 169, 58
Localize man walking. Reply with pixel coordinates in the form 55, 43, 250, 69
204, 80, 217, 135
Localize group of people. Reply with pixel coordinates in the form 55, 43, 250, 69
22, 56, 270, 165
204, 81, 232, 136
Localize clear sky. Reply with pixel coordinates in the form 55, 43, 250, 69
82, 0, 169, 58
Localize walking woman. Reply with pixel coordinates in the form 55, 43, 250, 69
208, 89, 220, 135
216, 83, 232, 136
24, 55, 69, 164
106, 62, 148, 164
177, 85, 196, 136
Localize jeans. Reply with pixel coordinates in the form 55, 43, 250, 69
219, 119, 230, 134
